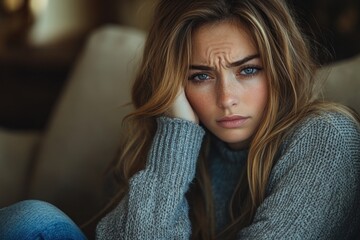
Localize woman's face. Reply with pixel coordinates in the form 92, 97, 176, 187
185, 21, 268, 150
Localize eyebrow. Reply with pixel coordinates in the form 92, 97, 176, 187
189, 53, 260, 70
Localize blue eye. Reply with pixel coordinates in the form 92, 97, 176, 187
240, 67, 259, 75
189, 73, 211, 82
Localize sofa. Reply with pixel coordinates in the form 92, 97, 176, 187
0, 25, 145, 224
0, 25, 359, 227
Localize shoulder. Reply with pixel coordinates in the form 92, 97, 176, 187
267, 111, 360, 195
282, 110, 360, 156
272, 111, 360, 184
291, 110, 358, 135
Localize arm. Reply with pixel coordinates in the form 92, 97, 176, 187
238, 113, 360, 239
96, 90, 203, 239
96, 117, 204, 239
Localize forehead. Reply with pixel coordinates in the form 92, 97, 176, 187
191, 21, 257, 63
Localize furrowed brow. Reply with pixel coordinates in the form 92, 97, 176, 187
188, 65, 214, 71
189, 53, 260, 70
227, 54, 260, 68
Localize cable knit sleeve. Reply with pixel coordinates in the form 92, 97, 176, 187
95, 117, 205, 240
238, 112, 360, 240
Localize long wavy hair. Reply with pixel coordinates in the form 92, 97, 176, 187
96, 0, 359, 239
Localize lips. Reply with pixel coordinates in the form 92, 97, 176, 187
216, 115, 249, 128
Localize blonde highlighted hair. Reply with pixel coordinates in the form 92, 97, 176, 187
96, 0, 359, 239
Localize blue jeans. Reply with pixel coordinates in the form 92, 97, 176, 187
0, 200, 87, 240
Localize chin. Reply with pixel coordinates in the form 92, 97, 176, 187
215, 131, 251, 149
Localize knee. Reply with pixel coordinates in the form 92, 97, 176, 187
6, 199, 59, 213
2, 200, 67, 224
0, 200, 86, 240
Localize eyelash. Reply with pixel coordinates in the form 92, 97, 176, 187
188, 65, 263, 84
188, 73, 212, 83
239, 65, 262, 76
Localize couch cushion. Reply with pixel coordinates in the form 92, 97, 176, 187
28, 25, 145, 223
318, 54, 360, 114
0, 129, 40, 207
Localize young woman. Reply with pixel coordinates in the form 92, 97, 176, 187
1, 0, 359, 239
95, 0, 360, 239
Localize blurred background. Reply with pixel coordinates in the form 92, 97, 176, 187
0, 0, 359, 130
0, 0, 156, 130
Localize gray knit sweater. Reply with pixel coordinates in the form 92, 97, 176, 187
96, 111, 360, 239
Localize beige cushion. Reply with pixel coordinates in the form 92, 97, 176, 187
28, 25, 145, 223
319, 54, 360, 114
0, 129, 40, 207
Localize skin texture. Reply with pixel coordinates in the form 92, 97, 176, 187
172, 21, 268, 150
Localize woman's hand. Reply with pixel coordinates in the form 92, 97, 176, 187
166, 88, 199, 124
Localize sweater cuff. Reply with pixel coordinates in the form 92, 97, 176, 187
146, 117, 205, 183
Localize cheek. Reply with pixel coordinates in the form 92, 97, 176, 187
185, 87, 212, 116
254, 81, 268, 113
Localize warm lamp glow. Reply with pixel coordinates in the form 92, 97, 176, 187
2, 0, 25, 12
29, 0, 48, 17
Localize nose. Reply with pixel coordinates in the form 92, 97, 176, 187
216, 75, 238, 109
